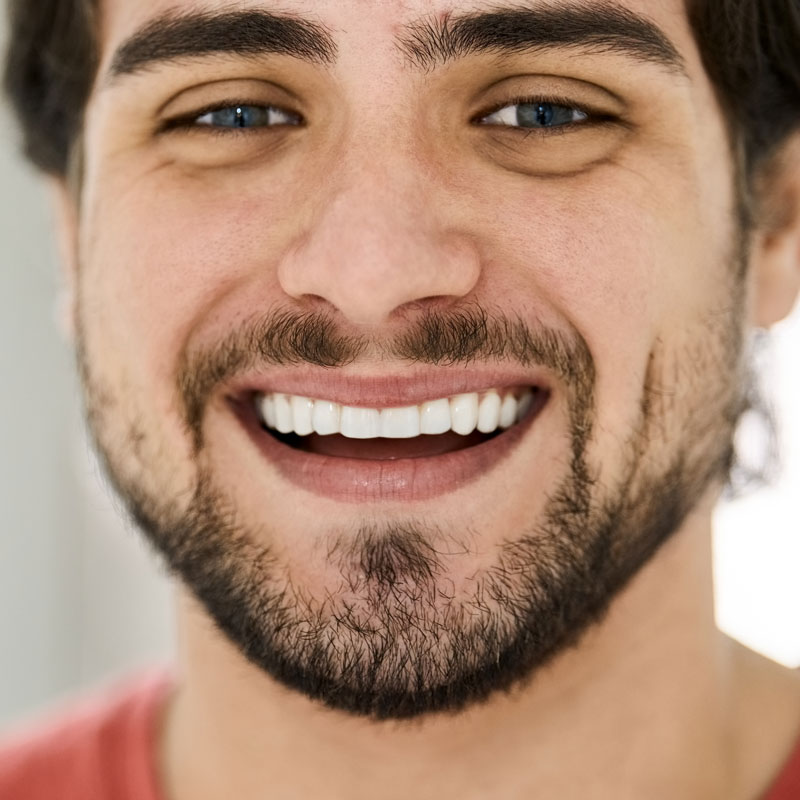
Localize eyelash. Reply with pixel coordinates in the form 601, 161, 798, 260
160, 100, 306, 135
159, 94, 613, 137
474, 94, 613, 135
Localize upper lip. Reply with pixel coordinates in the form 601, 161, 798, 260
225, 365, 551, 409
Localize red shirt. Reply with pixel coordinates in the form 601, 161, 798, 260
0, 671, 799, 799
764, 733, 800, 800
0, 671, 170, 800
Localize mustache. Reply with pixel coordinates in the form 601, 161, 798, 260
178, 305, 596, 448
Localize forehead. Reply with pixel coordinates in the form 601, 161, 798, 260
98, 0, 697, 73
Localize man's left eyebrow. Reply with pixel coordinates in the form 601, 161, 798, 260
399, 3, 687, 77
107, 9, 337, 80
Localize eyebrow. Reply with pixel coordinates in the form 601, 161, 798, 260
107, 3, 686, 84
399, 3, 687, 76
109, 9, 336, 78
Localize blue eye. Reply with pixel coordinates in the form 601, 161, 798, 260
194, 104, 301, 129
481, 101, 588, 129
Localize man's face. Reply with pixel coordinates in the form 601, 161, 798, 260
75, 0, 749, 718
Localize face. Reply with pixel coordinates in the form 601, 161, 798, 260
74, 0, 750, 719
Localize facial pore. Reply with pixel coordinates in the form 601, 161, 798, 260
78, 285, 746, 719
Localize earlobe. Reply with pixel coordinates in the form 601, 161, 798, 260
750, 134, 800, 328
48, 179, 80, 341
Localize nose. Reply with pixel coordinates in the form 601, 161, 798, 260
277, 164, 481, 327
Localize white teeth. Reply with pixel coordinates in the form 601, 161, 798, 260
312, 400, 340, 435
257, 388, 535, 440
273, 393, 293, 434
499, 393, 518, 429
380, 406, 421, 439
420, 398, 451, 434
450, 393, 479, 436
262, 394, 277, 429
291, 396, 314, 436
517, 390, 533, 422
340, 406, 381, 439
477, 390, 501, 434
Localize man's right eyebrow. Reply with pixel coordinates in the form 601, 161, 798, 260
107, 9, 337, 81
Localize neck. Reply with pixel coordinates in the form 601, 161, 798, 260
161, 492, 757, 800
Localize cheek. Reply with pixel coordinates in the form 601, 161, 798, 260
476, 176, 661, 397
472, 162, 736, 462
79, 166, 295, 400
75, 165, 303, 506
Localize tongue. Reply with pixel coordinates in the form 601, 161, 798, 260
301, 431, 492, 460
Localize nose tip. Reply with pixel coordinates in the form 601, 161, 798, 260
277, 186, 482, 327
284, 235, 481, 326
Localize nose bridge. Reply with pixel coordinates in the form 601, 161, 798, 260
277, 145, 481, 326
326, 155, 422, 245
322, 158, 432, 269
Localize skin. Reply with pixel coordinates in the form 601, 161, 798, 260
57, 0, 800, 797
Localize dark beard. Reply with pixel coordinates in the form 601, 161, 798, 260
79, 299, 745, 720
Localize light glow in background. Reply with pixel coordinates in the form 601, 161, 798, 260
713, 310, 800, 668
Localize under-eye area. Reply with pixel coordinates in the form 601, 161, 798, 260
252, 387, 547, 460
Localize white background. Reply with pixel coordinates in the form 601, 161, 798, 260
0, 56, 797, 729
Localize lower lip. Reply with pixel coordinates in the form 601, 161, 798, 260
232, 392, 549, 504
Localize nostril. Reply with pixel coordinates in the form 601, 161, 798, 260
276, 214, 481, 328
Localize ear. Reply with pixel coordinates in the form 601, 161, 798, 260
750, 133, 800, 328
48, 179, 80, 341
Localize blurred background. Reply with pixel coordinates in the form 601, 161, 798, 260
0, 44, 798, 731
0, 79, 175, 726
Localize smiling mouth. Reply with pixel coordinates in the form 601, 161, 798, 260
255, 387, 542, 460
228, 381, 549, 502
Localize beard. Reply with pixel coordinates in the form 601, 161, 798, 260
77, 272, 748, 721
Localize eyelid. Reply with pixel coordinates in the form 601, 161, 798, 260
155, 76, 305, 116
159, 99, 305, 133
473, 94, 607, 126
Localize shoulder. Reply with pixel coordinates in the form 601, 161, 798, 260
764, 735, 800, 800
0, 669, 173, 800
728, 639, 800, 800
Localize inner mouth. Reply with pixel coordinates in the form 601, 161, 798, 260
254, 386, 545, 461
269, 429, 503, 460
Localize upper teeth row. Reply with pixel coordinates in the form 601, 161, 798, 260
257, 389, 534, 439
